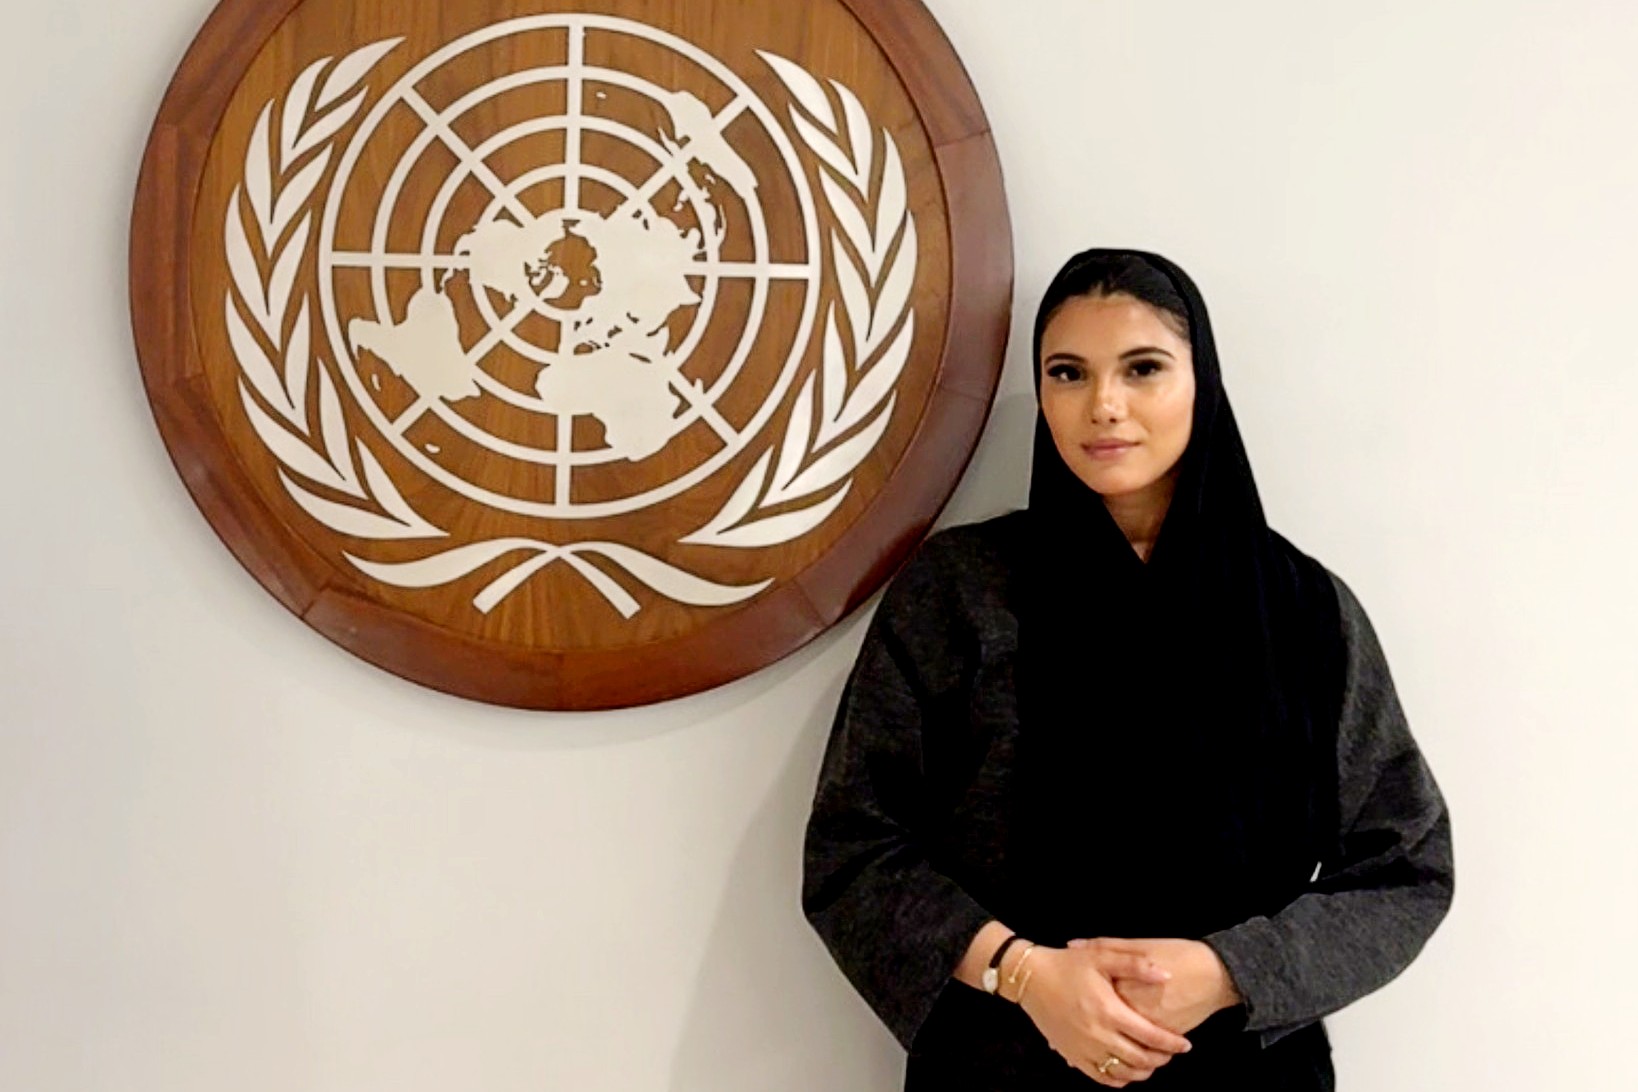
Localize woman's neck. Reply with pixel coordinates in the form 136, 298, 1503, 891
1102, 471, 1178, 562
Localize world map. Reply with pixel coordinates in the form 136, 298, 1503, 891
349, 90, 751, 462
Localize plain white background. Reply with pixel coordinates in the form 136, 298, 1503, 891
3, 1, 1634, 1088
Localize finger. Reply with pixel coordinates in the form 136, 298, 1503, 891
1097, 1052, 1158, 1084
1089, 938, 1171, 969
1069, 1036, 1161, 1082
1112, 1007, 1193, 1056
1070, 1058, 1121, 1089
1094, 950, 1172, 984
1106, 1030, 1175, 1071
1071, 1055, 1144, 1088
1097, 987, 1191, 1055
1087, 1025, 1174, 1072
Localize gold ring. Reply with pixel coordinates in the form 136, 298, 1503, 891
1097, 1055, 1122, 1074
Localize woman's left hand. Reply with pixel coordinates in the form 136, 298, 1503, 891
1067, 938, 1242, 1038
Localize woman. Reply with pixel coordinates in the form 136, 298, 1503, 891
801, 249, 1454, 1089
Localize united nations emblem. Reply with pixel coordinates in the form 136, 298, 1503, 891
133, 0, 1010, 708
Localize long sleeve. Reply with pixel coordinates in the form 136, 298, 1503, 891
801, 541, 997, 1050
1201, 572, 1456, 1050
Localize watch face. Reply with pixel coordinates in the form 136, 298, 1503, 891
131, 0, 1011, 709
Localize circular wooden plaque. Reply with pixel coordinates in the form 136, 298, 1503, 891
131, 0, 1011, 709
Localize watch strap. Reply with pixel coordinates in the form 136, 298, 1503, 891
981, 933, 1022, 994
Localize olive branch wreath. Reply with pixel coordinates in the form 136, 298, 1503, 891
223, 37, 917, 617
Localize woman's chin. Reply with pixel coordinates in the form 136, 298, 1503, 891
1073, 467, 1156, 498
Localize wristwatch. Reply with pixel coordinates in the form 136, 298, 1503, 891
982, 934, 1023, 994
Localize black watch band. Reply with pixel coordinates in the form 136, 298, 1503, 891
982, 934, 1022, 994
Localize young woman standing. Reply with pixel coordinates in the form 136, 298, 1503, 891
802, 250, 1454, 1089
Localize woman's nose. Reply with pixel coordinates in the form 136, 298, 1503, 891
1087, 376, 1124, 422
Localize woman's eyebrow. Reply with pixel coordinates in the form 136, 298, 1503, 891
1042, 347, 1176, 365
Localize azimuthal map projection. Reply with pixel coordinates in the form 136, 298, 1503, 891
133, 0, 1011, 707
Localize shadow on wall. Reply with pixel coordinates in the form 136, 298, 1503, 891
666, 672, 904, 1091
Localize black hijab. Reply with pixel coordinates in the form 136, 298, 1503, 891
1002, 249, 1346, 951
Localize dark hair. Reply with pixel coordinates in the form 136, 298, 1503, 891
1036, 252, 1192, 346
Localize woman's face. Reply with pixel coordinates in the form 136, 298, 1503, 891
1038, 292, 1196, 499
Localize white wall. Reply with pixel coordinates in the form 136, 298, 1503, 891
3, 1, 1633, 1088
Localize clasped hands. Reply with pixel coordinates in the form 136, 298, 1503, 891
1013, 937, 1242, 1088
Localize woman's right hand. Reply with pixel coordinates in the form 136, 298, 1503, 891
1012, 940, 1194, 1087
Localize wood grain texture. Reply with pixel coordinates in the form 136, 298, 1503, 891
836, 0, 992, 147
130, 0, 1012, 709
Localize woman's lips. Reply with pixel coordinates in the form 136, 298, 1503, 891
1082, 441, 1136, 460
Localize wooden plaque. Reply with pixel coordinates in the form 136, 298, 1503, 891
131, 0, 1011, 709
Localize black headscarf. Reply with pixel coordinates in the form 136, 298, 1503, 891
1002, 249, 1346, 954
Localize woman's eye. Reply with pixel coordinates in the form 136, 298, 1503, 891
1130, 360, 1163, 378
1045, 363, 1084, 382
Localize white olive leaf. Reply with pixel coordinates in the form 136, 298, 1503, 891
793, 113, 860, 192
282, 299, 311, 417
833, 80, 874, 190
586, 544, 772, 608
781, 397, 894, 501
821, 172, 875, 275
870, 217, 917, 353
224, 189, 270, 336
290, 88, 366, 162
816, 306, 853, 450
769, 373, 816, 502
695, 486, 851, 550
271, 151, 330, 244
317, 365, 362, 497
266, 216, 310, 347
838, 316, 914, 440
758, 50, 838, 132
279, 59, 326, 166
318, 38, 401, 110
874, 137, 907, 272
227, 306, 296, 426
240, 384, 345, 488
832, 239, 869, 361
245, 104, 275, 240
356, 444, 435, 530
680, 449, 772, 542
281, 471, 439, 540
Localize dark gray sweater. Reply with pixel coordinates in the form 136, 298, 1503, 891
802, 516, 1455, 1066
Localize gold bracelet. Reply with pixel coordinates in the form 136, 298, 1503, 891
1013, 964, 1037, 1006
1006, 943, 1037, 987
